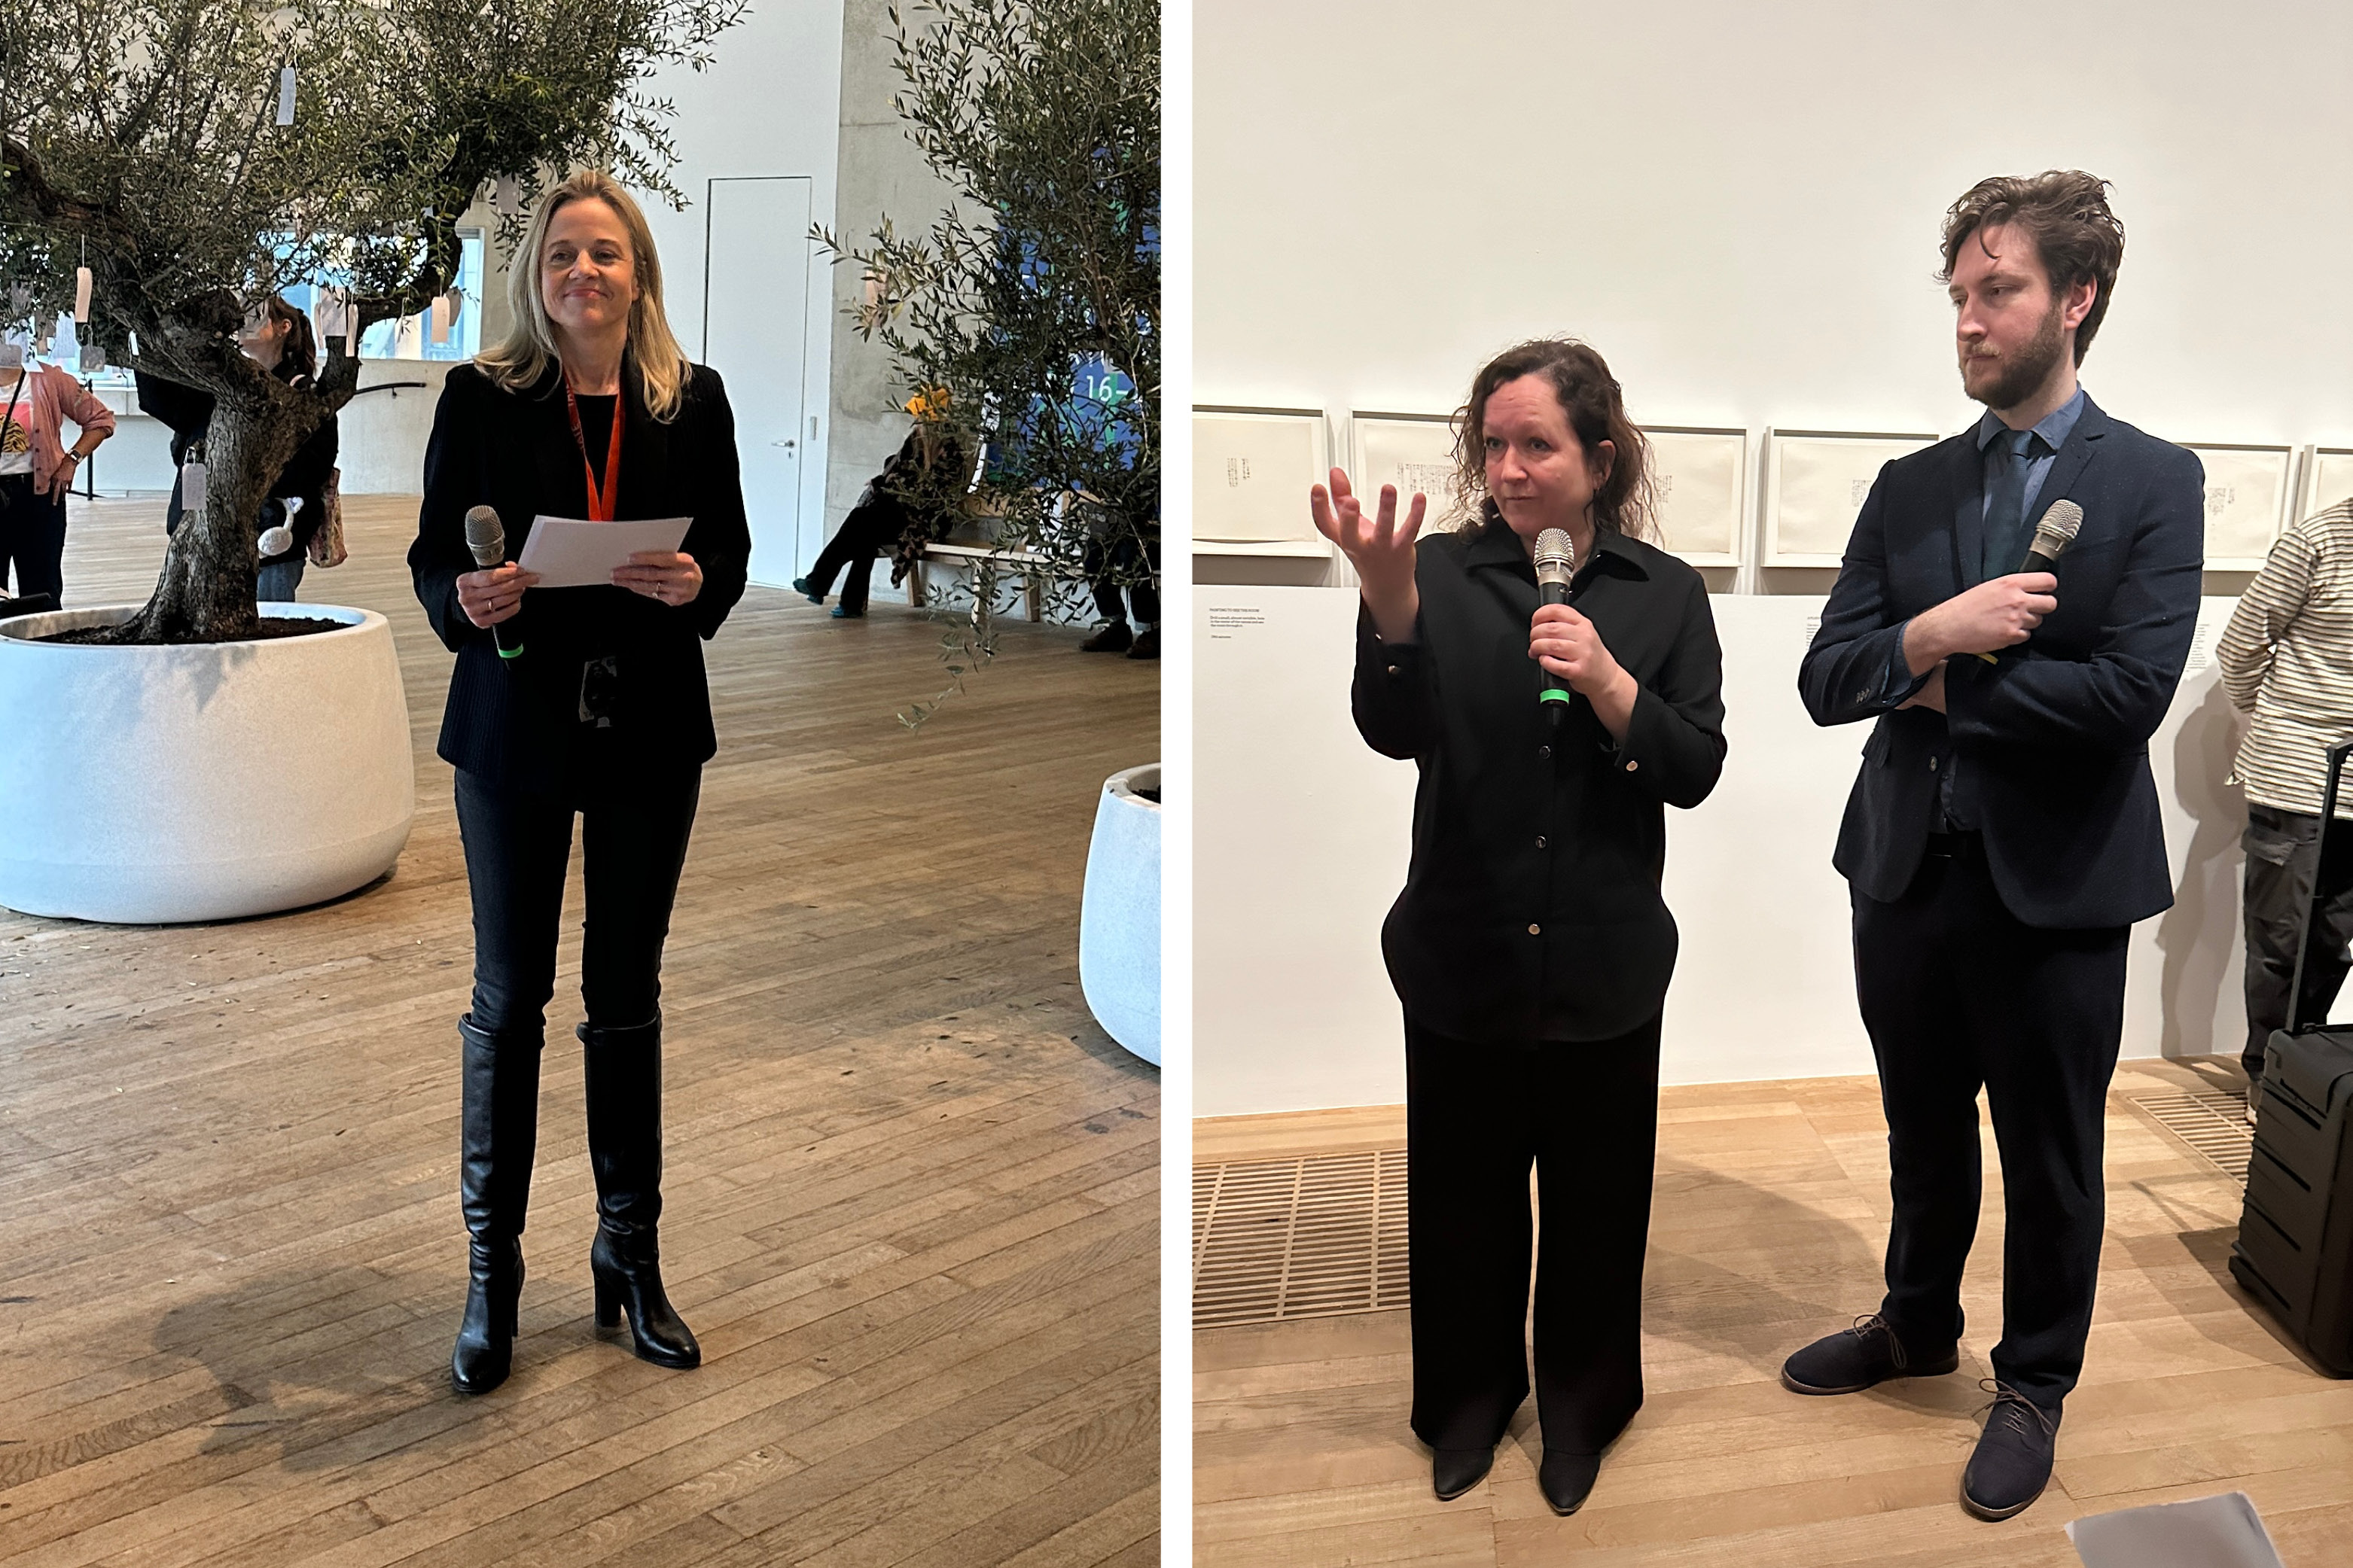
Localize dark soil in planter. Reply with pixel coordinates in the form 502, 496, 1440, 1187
1136, 787, 1160, 803
40, 617, 349, 645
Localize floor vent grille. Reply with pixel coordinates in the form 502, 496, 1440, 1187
2127, 1092, 2254, 1184
1193, 1150, 1410, 1328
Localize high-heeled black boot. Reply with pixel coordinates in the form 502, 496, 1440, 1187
451, 1014, 542, 1395
581, 1015, 700, 1369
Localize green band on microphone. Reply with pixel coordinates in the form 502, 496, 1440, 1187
498, 642, 524, 659
1539, 688, 1571, 704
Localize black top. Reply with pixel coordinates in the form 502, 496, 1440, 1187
1798, 394, 2203, 927
135, 368, 340, 561
407, 360, 751, 792
1354, 519, 1727, 1044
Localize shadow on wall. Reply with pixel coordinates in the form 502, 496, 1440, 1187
2156, 679, 2248, 1058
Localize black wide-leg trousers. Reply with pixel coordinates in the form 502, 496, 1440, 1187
1404, 1013, 1661, 1455
1853, 836, 2126, 1414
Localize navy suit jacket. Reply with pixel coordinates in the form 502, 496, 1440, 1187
1797, 395, 2205, 928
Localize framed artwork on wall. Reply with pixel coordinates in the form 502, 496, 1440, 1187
1349, 410, 1459, 522
2184, 442, 2293, 570
2300, 445, 2353, 522
1194, 405, 1331, 555
1644, 425, 1748, 567
1763, 428, 1939, 566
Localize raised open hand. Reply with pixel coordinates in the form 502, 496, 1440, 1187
1310, 467, 1425, 641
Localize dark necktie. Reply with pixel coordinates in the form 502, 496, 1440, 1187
1982, 427, 2040, 583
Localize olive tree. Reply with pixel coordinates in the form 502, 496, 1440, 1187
820, 0, 1159, 717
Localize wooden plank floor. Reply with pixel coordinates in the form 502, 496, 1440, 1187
0, 495, 1160, 1567
1195, 1058, 2353, 1566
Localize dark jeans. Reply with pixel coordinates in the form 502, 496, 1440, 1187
454, 765, 702, 1039
806, 498, 903, 613
1084, 531, 1160, 627
0, 474, 67, 603
1853, 833, 2126, 1414
1404, 1012, 1661, 1455
2242, 802, 2353, 1079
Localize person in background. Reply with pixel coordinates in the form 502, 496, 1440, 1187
1080, 504, 1158, 659
0, 346, 116, 607
134, 296, 338, 601
2216, 495, 2353, 1122
795, 419, 964, 619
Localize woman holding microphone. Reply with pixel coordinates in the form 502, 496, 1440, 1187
1309, 338, 1725, 1513
408, 169, 751, 1396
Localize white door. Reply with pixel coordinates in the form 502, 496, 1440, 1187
703, 175, 814, 586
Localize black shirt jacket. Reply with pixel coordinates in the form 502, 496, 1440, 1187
407, 361, 751, 793
1353, 519, 1727, 1044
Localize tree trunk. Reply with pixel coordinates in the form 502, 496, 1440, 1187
98, 391, 312, 644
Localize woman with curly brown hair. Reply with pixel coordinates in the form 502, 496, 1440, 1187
1309, 337, 1726, 1515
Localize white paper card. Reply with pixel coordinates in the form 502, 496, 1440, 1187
1647, 428, 1748, 563
277, 66, 296, 126
0, 343, 21, 370
2065, 1490, 2283, 1567
2187, 445, 2291, 565
181, 461, 206, 515
73, 267, 91, 323
517, 515, 693, 588
79, 345, 103, 373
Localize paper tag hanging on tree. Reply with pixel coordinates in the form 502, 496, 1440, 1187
313, 287, 345, 346
0, 342, 20, 370
80, 345, 104, 373
181, 459, 207, 516
127, 330, 139, 358
429, 290, 459, 345
276, 66, 296, 126
73, 267, 92, 323
8, 282, 27, 316
493, 175, 521, 216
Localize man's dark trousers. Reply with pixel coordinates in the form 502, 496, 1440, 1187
1855, 833, 2126, 1414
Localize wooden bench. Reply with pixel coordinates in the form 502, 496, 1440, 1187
903, 540, 1065, 622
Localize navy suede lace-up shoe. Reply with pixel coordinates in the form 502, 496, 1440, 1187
1961, 1381, 2059, 1521
1781, 1312, 1961, 1395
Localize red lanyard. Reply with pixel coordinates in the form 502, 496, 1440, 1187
563, 373, 623, 522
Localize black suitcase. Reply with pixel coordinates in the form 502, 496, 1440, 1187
2230, 739, 2353, 1376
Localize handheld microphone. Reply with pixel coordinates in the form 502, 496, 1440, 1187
1973, 499, 2083, 664
2017, 497, 2084, 573
1534, 527, 1577, 715
463, 504, 525, 661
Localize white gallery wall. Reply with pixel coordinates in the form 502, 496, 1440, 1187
636, 1, 848, 588
1193, 0, 2353, 1116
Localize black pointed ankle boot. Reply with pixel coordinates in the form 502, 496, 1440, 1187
581, 1015, 700, 1369
450, 1014, 543, 1396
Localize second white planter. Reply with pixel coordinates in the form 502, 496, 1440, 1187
1079, 762, 1162, 1066
0, 604, 416, 924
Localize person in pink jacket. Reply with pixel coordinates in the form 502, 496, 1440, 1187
0, 357, 117, 606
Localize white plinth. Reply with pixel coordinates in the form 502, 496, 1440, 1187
0, 604, 416, 924
1080, 763, 1162, 1065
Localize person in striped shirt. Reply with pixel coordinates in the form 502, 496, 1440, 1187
2217, 501, 2353, 1121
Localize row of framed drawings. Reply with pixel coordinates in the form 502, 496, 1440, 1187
1196, 403, 2353, 571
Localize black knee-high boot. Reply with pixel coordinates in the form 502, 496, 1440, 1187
581, 1015, 700, 1369
451, 1014, 542, 1395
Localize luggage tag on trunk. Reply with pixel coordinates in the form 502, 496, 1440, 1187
79, 345, 104, 373
181, 459, 206, 515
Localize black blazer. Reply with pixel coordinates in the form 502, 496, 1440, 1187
408, 360, 751, 792
136, 369, 340, 559
1798, 395, 2204, 927
1355, 519, 1727, 1044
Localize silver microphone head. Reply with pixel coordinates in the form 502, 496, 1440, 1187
1533, 527, 1576, 589
2028, 498, 2084, 562
463, 504, 505, 568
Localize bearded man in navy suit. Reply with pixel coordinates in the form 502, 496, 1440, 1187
1783, 172, 2204, 1522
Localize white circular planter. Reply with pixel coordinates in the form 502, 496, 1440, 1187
0, 604, 415, 924
1079, 762, 1160, 1066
